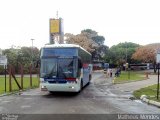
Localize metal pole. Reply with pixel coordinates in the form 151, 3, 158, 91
30, 64, 32, 88
59, 18, 64, 44
31, 39, 34, 64
21, 64, 23, 90
125, 42, 127, 63
9, 65, 12, 92
5, 65, 6, 92
157, 63, 159, 99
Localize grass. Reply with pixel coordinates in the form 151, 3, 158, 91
114, 71, 146, 83
133, 84, 160, 102
0, 76, 39, 94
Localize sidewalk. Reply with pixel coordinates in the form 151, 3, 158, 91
113, 75, 160, 108
113, 75, 157, 92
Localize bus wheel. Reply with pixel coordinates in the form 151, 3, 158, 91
89, 74, 92, 81
49, 91, 54, 94
80, 80, 83, 91
88, 75, 92, 85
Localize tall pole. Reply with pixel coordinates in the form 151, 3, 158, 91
157, 63, 159, 99
56, 11, 59, 19
125, 42, 128, 63
31, 39, 34, 64
5, 65, 6, 92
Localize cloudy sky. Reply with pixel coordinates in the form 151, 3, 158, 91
0, 0, 160, 49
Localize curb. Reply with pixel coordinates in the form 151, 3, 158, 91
0, 88, 38, 97
113, 78, 149, 84
0, 92, 18, 97
0, 90, 23, 97
140, 95, 160, 108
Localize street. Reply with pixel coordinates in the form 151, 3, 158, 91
0, 71, 160, 119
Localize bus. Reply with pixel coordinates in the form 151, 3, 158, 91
130, 63, 150, 70
39, 44, 92, 92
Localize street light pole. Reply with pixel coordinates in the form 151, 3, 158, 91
31, 39, 34, 64
125, 42, 128, 63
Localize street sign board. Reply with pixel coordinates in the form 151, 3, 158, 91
0, 55, 7, 66
157, 49, 160, 64
50, 19, 60, 34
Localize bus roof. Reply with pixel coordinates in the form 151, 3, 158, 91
43, 44, 91, 55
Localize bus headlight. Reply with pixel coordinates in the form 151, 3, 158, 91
69, 86, 75, 89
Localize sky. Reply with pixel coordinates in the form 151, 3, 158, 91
0, 0, 160, 49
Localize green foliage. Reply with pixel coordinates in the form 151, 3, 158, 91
3, 48, 19, 67
2, 47, 40, 74
82, 29, 105, 46
0, 76, 39, 94
81, 29, 97, 37
92, 45, 109, 60
92, 36, 105, 45
106, 42, 140, 65
114, 71, 146, 83
133, 84, 160, 102
19, 47, 39, 65
81, 29, 107, 61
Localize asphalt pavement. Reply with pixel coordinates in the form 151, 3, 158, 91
0, 71, 160, 120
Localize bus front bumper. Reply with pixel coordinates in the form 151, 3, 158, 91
40, 83, 80, 92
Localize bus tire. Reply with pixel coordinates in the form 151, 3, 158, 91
89, 74, 92, 81
80, 80, 83, 91
88, 74, 92, 85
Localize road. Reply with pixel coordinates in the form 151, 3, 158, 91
0, 71, 160, 119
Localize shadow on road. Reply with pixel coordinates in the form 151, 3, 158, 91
46, 92, 79, 98
42, 83, 90, 98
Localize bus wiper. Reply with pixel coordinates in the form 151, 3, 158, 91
43, 73, 53, 78
58, 66, 66, 78
44, 67, 57, 78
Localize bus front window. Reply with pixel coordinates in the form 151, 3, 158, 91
40, 58, 77, 78
40, 58, 57, 78
58, 58, 76, 78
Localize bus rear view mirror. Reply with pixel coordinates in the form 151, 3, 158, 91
35, 59, 40, 68
78, 59, 82, 69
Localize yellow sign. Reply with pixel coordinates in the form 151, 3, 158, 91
50, 19, 59, 33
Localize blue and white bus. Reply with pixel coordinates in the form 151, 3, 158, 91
40, 44, 92, 92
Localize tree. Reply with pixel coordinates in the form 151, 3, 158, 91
65, 32, 98, 53
65, 29, 107, 61
81, 29, 107, 61
3, 48, 19, 67
107, 42, 140, 66
132, 43, 160, 72
19, 47, 39, 64
81, 29, 105, 45
81, 29, 97, 38
92, 45, 109, 61
92, 36, 105, 45
3, 46, 40, 74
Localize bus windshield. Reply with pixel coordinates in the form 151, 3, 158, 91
40, 58, 77, 78
40, 58, 57, 78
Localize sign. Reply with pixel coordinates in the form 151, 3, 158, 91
0, 55, 7, 66
156, 49, 160, 64
50, 19, 60, 33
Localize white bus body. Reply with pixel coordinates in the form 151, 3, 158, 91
40, 44, 92, 92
